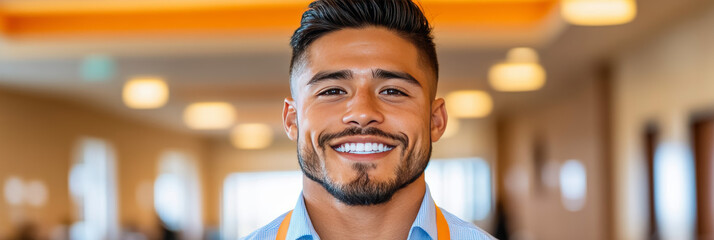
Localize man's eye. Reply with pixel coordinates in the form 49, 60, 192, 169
318, 88, 346, 96
380, 88, 407, 96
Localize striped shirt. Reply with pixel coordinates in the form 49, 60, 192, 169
240, 185, 496, 240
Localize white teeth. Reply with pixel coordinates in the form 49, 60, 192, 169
334, 142, 394, 154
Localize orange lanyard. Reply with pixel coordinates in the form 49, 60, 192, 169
276, 203, 451, 240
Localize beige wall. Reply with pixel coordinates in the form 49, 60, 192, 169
498, 68, 609, 240
0, 88, 209, 239
612, 2, 714, 240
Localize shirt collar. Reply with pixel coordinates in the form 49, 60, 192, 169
409, 185, 439, 240
286, 192, 320, 240
287, 185, 437, 240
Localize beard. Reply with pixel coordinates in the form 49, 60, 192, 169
297, 127, 431, 206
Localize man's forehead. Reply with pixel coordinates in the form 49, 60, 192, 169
294, 27, 434, 89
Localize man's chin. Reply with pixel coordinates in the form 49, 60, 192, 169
321, 181, 399, 206
314, 171, 421, 206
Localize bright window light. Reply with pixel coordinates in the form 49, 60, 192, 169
222, 171, 303, 239
653, 142, 696, 239
559, 159, 587, 212
70, 138, 119, 240
426, 158, 492, 221
69, 163, 85, 205
155, 151, 203, 240
155, 174, 186, 230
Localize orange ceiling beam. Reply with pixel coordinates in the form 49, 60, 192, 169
425, 1, 557, 26
0, 1, 557, 38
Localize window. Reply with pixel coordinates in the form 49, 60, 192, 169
559, 159, 587, 212
653, 142, 696, 238
221, 171, 302, 239
69, 138, 119, 240
154, 151, 203, 240
425, 158, 493, 222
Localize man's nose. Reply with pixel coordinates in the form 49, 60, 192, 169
342, 90, 384, 127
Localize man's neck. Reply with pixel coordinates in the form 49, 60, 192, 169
302, 175, 426, 240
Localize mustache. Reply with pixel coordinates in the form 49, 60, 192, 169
317, 127, 408, 149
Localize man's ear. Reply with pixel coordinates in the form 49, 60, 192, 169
282, 98, 298, 141
430, 98, 448, 142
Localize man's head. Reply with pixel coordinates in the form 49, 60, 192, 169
289, 0, 439, 97
282, 0, 447, 206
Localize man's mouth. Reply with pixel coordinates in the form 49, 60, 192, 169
332, 142, 395, 154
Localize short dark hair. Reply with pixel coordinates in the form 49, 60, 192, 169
289, 0, 439, 90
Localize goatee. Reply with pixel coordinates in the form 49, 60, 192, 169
297, 127, 431, 206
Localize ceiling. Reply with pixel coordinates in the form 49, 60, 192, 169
0, 0, 709, 137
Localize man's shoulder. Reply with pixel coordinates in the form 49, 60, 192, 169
239, 211, 290, 240
440, 207, 497, 240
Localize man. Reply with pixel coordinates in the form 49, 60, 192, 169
243, 0, 495, 239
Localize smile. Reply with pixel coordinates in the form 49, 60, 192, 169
333, 142, 394, 154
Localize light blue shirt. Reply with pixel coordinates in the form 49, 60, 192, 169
241, 186, 495, 240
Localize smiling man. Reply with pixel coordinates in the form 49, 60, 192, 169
242, 0, 494, 239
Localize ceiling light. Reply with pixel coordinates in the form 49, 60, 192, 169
230, 123, 274, 150
445, 90, 493, 119
489, 47, 546, 92
489, 63, 546, 92
183, 102, 236, 130
123, 76, 169, 109
562, 0, 637, 26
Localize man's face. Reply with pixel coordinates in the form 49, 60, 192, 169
283, 27, 447, 205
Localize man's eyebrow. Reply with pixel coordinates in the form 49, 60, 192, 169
372, 69, 422, 88
306, 70, 353, 86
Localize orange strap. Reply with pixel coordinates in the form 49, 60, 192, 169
434, 204, 451, 240
275, 203, 450, 240
276, 211, 293, 240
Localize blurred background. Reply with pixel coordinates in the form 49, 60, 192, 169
0, 0, 713, 239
